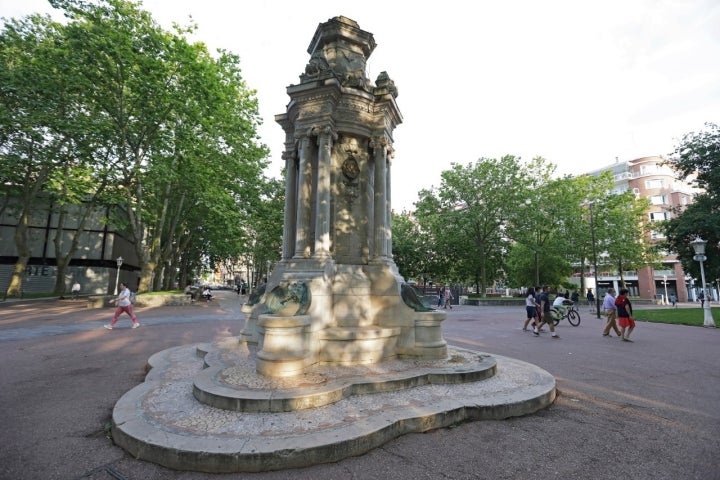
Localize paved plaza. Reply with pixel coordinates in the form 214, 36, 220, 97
0, 291, 718, 479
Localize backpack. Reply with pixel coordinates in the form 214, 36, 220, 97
129, 291, 137, 304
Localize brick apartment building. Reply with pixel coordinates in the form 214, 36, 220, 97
582, 156, 703, 303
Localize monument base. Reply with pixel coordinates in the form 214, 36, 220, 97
111, 337, 556, 473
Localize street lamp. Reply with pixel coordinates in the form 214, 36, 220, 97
586, 201, 601, 319
690, 237, 715, 327
114, 256, 123, 295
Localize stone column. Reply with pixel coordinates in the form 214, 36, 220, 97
314, 126, 336, 259
371, 136, 388, 259
385, 147, 394, 257
293, 135, 312, 259
281, 149, 298, 260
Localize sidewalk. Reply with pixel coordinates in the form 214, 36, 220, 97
1, 292, 719, 479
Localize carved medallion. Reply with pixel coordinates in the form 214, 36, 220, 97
342, 157, 360, 179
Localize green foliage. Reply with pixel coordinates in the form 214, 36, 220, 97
662, 123, 720, 282
505, 242, 571, 288
2, 0, 272, 294
413, 156, 527, 293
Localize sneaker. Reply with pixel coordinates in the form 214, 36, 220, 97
551, 334, 560, 339
533, 330, 539, 336
103, 325, 113, 330
602, 333, 610, 337
622, 338, 633, 342
132, 323, 140, 329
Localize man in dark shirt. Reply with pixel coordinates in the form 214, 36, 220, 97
533, 286, 560, 339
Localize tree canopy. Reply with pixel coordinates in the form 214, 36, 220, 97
1, 0, 272, 295
662, 123, 720, 282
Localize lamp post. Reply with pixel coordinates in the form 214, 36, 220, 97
663, 275, 668, 305
114, 256, 123, 295
690, 237, 715, 327
587, 201, 601, 318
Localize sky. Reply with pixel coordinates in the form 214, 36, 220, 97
3, 0, 719, 211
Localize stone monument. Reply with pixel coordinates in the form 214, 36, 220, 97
109, 17, 556, 473
239, 16, 446, 377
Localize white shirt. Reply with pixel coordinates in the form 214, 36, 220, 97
553, 296, 567, 307
116, 287, 131, 307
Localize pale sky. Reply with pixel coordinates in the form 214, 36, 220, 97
3, 0, 719, 211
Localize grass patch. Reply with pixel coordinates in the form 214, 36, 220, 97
142, 290, 184, 296
633, 307, 719, 327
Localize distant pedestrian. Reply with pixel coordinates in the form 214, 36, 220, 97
586, 288, 595, 307
698, 291, 705, 308
615, 288, 634, 342
601, 288, 621, 337
669, 293, 677, 307
443, 286, 453, 310
437, 287, 443, 307
71, 281, 81, 300
104, 282, 140, 330
522, 287, 540, 331
570, 290, 579, 307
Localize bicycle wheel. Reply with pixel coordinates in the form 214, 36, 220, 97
550, 308, 560, 326
567, 309, 581, 326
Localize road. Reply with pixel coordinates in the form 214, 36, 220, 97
0, 291, 718, 480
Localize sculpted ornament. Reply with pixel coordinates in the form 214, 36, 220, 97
265, 282, 311, 316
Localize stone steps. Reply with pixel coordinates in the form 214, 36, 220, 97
111, 338, 556, 473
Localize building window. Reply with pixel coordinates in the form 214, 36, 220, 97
645, 179, 664, 189
649, 195, 668, 205
649, 212, 669, 222
640, 164, 659, 174
651, 230, 666, 239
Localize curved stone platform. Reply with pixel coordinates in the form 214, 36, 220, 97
193, 338, 496, 412
111, 338, 556, 473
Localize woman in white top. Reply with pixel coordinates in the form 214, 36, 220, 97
104, 282, 140, 330
522, 287, 540, 331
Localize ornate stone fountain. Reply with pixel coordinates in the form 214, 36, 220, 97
109, 17, 555, 473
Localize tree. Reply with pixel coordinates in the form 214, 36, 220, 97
0, 13, 114, 297
391, 210, 434, 285
53, 0, 269, 292
504, 157, 580, 288
413, 156, 527, 294
662, 123, 720, 281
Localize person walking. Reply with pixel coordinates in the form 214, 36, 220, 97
104, 282, 140, 330
71, 281, 81, 300
615, 288, 634, 342
601, 288, 621, 337
443, 286, 453, 310
669, 293, 677, 307
586, 288, 595, 307
698, 290, 705, 308
533, 286, 560, 339
437, 287, 443, 308
522, 287, 540, 331
570, 290, 579, 308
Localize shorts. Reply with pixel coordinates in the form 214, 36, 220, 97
526, 306, 537, 318
618, 316, 635, 328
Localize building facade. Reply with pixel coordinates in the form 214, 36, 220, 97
582, 156, 700, 302
0, 199, 139, 297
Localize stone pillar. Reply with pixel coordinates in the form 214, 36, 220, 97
314, 126, 336, 259
371, 136, 388, 259
282, 150, 298, 260
386, 147, 393, 257
294, 136, 313, 259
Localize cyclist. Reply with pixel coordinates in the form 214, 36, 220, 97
551, 291, 572, 321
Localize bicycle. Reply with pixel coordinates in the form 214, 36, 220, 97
550, 302, 581, 327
